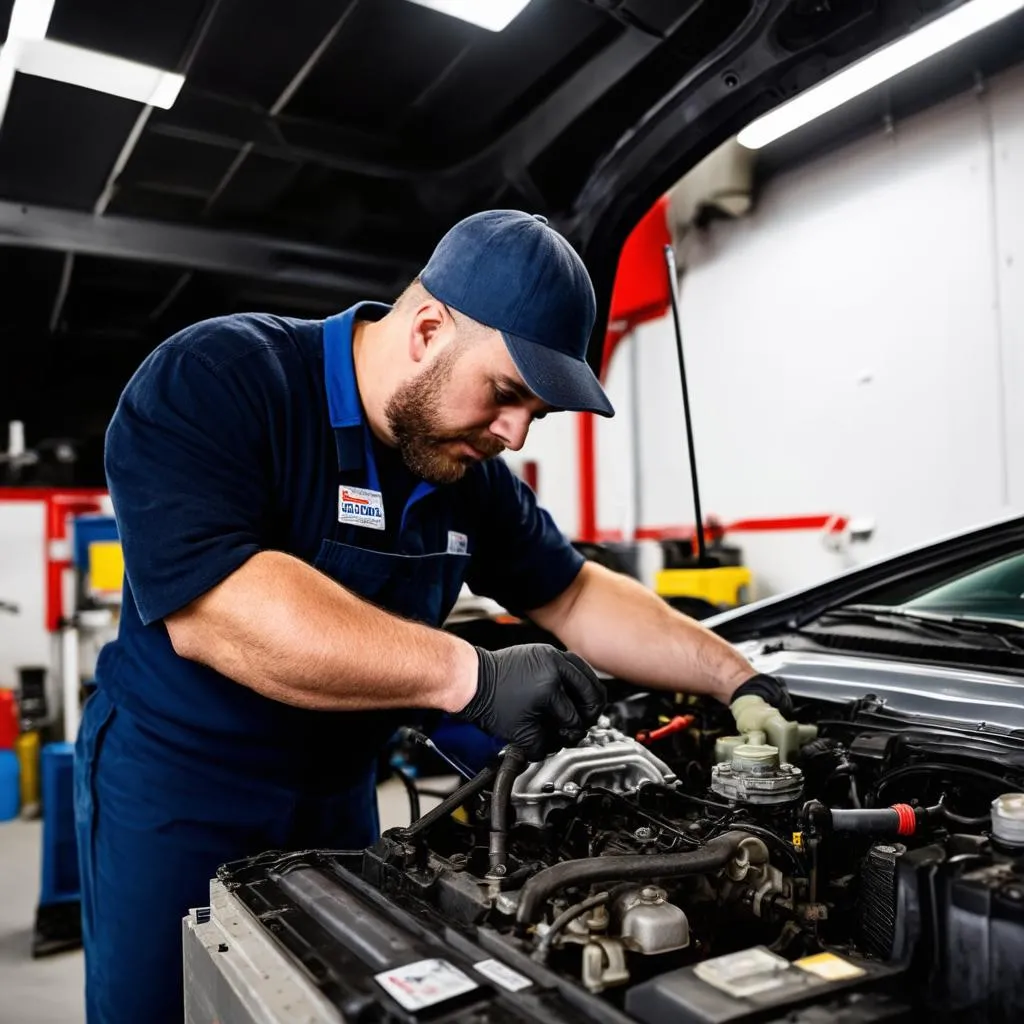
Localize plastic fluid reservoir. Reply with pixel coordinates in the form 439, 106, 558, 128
991, 794, 1024, 848
731, 744, 780, 771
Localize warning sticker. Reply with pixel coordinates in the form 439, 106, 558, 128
375, 959, 478, 1011
473, 959, 532, 992
794, 952, 866, 982
693, 947, 792, 998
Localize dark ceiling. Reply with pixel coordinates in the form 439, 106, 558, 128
0, 0, 1005, 484
0, 0, 714, 471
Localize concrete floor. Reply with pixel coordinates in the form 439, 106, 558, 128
0, 775, 452, 1024
0, 818, 85, 1024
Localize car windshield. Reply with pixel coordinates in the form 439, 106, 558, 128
885, 550, 1024, 623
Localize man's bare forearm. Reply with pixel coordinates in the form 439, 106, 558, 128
165, 551, 479, 713
535, 563, 755, 704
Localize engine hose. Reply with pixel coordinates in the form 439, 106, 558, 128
936, 800, 991, 829
830, 806, 919, 836
823, 800, 990, 835
397, 763, 497, 841
515, 830, 749, 927
488, 746, 528, 878
873, 763, 1018, 805
533, 891, 610, 963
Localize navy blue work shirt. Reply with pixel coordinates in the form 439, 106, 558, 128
96, 302, 584, 789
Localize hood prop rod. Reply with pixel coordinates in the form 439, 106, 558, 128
664, 243, 711, 567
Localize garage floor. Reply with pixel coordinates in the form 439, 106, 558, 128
0, 818, 85, 1024
0, 776, 449, 1024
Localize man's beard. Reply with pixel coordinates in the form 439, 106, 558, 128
385, 350, 505, 485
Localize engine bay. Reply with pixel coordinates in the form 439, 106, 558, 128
215, 686, 1024, 1024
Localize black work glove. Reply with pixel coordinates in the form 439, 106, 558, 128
731, 673, 794, 716
456, 645, 606, 761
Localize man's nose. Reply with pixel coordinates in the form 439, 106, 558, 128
491, 409, 532, 452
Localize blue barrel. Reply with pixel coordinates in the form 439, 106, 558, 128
39, 743, 79, 905
0, 749, 20, 821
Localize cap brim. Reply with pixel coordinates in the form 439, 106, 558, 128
502, 332, 615, 417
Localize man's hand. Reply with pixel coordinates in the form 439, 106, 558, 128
730, 673, 793, 715
730, 673, 795, 744
456, 645, 606, 761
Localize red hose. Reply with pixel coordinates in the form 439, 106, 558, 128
891, 803, 916, 836
637, 715, 694, 745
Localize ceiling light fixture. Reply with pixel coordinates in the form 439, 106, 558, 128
0, 0, 183, 137
0, 44, 20, 122
0, 0, 51, 133
738, 0, 1024, 149
7, 0, 55, 41
16, 38, 185, 108
402, 0, 532, 32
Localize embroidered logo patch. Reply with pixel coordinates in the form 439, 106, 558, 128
338, 486, 385, 530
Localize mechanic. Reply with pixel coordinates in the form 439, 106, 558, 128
73, 209, 793, 1024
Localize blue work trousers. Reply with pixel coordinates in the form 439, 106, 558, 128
73, 690, 378, 1024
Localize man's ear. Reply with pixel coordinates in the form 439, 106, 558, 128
408, 301, 449, 363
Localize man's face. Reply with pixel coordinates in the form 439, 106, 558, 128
385, 323, 552, 485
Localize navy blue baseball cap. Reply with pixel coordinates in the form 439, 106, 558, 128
420, 209, 614, 417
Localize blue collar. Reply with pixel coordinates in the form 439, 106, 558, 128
323, 302, 392, 472
322, 302, 436, 526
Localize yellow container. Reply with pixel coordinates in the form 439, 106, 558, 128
16, 730, 40, 813
655, 565, 753, 609
89, 540, 125, 594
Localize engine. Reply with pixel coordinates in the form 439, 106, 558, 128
210, 689, 1024, 1024
356, 693, 1024, 1023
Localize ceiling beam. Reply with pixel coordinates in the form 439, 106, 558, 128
0, 200, 416, 294
148, 21, 667, 200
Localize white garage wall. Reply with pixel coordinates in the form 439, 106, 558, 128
991, 71, 1024, 512
529, 63, 1024, 597
505, 405, 580, 538
0, 501, 50, 689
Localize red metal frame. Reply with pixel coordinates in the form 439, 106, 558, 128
579, 200, 854, 551
591, 515, 851, 548
0, 488, 108, 631
579, 196, 673, 542
577, 413, 598, 542
635, 515, 850, 542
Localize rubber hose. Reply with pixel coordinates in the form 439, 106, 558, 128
874, 763, 1017, 804
939, 806, 991, 828
515, 830, 748, 927
397, 763, 497, 840
533, 892, 610, 963
392, 766, 421, 825
929, 800, 991, 829
830, 806, 917, 836
489, 746, 528, 877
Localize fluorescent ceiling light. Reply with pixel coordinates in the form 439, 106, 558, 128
7, 0, 55, 41
16, 38, 184, 108
738, 0, 1024, 149
0, 44, 20, 119
402, 0, 531, 32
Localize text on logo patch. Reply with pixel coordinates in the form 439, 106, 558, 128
338, 486, 385, 530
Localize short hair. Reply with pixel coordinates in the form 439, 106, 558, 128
394, 278, 490, 340
394, 276, 428, 310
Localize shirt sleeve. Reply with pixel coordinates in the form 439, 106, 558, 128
105, 338, 273, 626
465, 459, 585, 615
